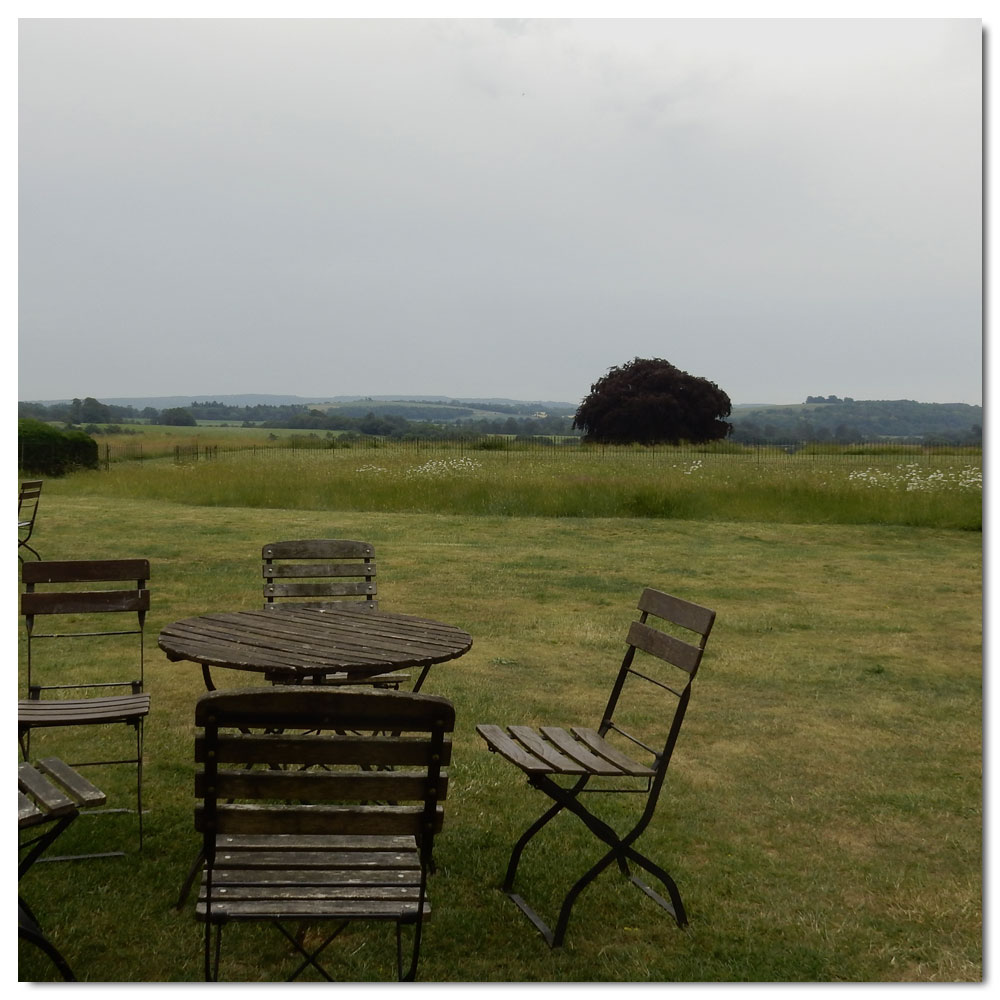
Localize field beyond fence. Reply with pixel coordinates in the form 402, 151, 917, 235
70, 436, 983, 532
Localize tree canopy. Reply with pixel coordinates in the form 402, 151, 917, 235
573, 358, 732, 445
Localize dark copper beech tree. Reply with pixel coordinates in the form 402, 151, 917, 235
573, 358, 732, 445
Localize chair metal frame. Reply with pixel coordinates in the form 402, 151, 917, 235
194, 686, 455, 982
477, 588, 715, 948
18, 480, 43, 561
18, 559, 151, 853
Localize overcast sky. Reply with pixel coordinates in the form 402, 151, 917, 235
17, 15, 983, 406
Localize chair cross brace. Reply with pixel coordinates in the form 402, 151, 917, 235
274, 920, 350, 982
502, 769, 686, 948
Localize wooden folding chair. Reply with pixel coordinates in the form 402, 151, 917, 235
18, 759, 107, 979
260, 539, 407, 689
194, 686, 455, 981
477, 588, 716, 947
18, 559, 151, 853
18, 480, 43, 561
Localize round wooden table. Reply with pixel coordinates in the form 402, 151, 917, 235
157, 606, 473, 690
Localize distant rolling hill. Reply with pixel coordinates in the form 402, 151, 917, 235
24, 393, 579, 412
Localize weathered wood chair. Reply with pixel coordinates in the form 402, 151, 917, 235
263, 539, 378, 611
18, 480, 43, 561
194, 687, 455, 981
19, 759, 107, 979
18, 559, 151, 853
477, 588, 716, 948
260, 539, 407, 689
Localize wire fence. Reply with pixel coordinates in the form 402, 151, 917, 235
98, 436, 983, 470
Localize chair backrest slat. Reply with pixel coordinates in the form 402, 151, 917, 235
636, 587, 716, 637
22, 559, 149, 585
263, 540, 374, 560
196, 733, 452, 768
625, 620, 704, 674
196, 803, 442, 838
265, 561, 378, 580
197, 768, 449, 804
22, 590, 150, 617
195, 687, 449, 730
264, 580, 376, 600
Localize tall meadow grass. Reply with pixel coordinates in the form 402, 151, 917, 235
58, 445, 982, 530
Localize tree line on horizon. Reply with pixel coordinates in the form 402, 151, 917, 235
18, 393, 982, 446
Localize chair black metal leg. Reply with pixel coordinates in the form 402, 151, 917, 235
622, 854, 687, 926
501, 792, 616, 948
499, 794, 579, 947
397, 873, 428, 980
397, 919, 422, 981
551, 848, 623, 947
502, 798, 567, 893
19, 900, 76, 981
204, 919, 224, 981
176, 850, 205, 909
137, 720, 145, 851
19, 815, 75, 878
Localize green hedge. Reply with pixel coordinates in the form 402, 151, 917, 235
18, 418, 99, 476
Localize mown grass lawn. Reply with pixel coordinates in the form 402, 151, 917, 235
16, 459, 981, 982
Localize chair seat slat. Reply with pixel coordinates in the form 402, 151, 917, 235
507, 726, 588, 774
18, 761, 76, 818
196, 899, 428, 921
210, 854, 421, 875
218, 833, 414, 852
199, 884, 422, 900
570, 727, 657, 777
19, 695, 150, 726
538, 726, 626, 775
37, 757, 108, 807
475, 724, 553, 773
19, 790, 44, 826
